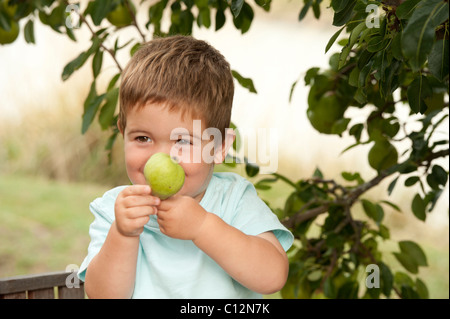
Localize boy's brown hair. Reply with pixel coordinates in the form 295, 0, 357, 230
118, 35, 234, 139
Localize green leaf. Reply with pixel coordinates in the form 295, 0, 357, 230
399, 240, 428, 266
396, 0, 421, 19
299, 0, 312, 21
304, 67, 320, 85
424, 188, 443, 212
332, 0, 356, 27
23, 19, 35, 44
92, 49, 103, 78
393, 252, 419, 274
348, 66, 360, 87
415, 278, 429, 299
361, 199, 384, 224
394, 271, 415, 287
197, 7, 211, 28
379, 200, 401, 212
312, 0, 321, 18
229, 122, 242, 152
387, 176, 399, 195
61, 38, 101, 81
331, 117, 350, 135
148, 0, 168, 33
378, 224, 390, 239
61, 51, 89, 81
230, 0, 245, 17
348, 21, 366, 49
313, 167, 323, 178
0, 10, 11, 31
245, 160, 259, 177
232, 2, 253, 34
107, 73, 121, 91
426, 165, 448, 189
401, 284, 421, 298
255, 0, 271, 12
99, 87, 119, 130
215, 8, 226, 31
401, 0, 449, 71
289, 80, 298, 103
407, 75, 432, 114
341, 171, 364, 185
88, 0, 114, 26
82, 82, 105, 134
380, 263, 393, 297
129, 42, 141, 56
231, 70, 257, 93
428, 39, 449, 81
338, 46, 351, 69
323, 277, 336, 298
404, 176, 420, 187
367, 35, 388, 53
337, 281, 359, 299
331, 0, 349, 13
307, 269, 322, 281
411, 193, 426, 221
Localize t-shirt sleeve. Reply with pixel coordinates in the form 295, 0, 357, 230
230, 180, 294, 252
77, 200, 113, 282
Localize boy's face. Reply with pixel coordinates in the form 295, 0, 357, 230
120, 103, 232, 202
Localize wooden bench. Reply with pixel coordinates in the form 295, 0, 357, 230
0, 271, 85, 299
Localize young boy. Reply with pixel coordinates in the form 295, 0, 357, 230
78, 35, 294, 298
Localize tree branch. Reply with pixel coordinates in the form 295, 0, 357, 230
78, 13, 123, 73
280, 148, 449, 230
124, 0, 146, 42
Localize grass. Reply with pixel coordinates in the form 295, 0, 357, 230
0, 173, 106, 277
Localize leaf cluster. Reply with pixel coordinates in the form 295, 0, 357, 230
2, 0, 448, 299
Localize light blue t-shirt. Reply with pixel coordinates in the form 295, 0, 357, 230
78, 172, 294, 298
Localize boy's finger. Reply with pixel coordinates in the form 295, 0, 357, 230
156, 199, 171, 211
123, 185, 151, 196
124, 195, 160, 208
126, 206, 157, 219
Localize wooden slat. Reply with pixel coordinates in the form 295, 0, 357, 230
0, 291, 27, 299
58, 284, 85, 299
0, 271, 69, 295
28, 287, 55, 299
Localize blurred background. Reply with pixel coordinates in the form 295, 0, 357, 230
0, 0, 448, 297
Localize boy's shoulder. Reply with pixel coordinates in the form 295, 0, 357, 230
209, 171, 251, 192
89, 185, 129, 221
202, 172, 256, 210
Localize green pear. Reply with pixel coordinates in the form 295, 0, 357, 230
144, 153, 185, 200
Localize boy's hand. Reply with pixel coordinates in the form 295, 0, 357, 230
114, 185, 161, 237
156, 195, 208, 240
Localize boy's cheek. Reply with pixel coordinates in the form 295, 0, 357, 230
173, 145, 208, 165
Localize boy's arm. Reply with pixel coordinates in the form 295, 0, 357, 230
84, 185, 160, 299
193, 213, 289, 295
157, 196, 289, 294
84, 222, 140, 299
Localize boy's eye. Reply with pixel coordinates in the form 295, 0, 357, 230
136, 136, 152, 143
176, 139, 191, 145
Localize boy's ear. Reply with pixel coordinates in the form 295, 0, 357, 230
214, 128, 236, 164
117, 119, 124, 135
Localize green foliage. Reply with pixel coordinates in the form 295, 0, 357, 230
283, 0, 448, 299
1, 0, 448, 299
